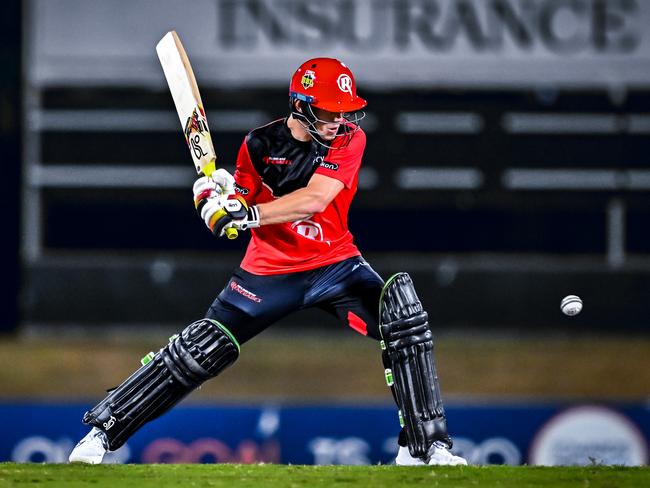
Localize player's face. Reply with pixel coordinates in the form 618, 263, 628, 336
312, 107, 345, 141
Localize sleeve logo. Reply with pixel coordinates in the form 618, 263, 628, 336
319, 160, 339, 171
234, 183, 249, 195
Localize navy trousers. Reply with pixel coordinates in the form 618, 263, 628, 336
206, 256, 384, 344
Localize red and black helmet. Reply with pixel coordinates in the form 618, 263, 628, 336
289, 57, 367, 113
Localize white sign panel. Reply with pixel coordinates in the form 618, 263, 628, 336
530, 406, 648, 466
27, 0, 650, 88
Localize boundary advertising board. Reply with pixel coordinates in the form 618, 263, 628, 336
2, 403, 648, 465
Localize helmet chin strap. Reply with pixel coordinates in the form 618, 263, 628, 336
289, 100, 365, 150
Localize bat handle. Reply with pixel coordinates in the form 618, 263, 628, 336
200, 166, 239, 240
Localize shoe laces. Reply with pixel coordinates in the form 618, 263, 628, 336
83, 428, 109, 450
430, 441, 455, 459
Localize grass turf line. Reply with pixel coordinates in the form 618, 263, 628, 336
0, 464, 648, 488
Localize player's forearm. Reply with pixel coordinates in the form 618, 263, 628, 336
256, 188, 327, 225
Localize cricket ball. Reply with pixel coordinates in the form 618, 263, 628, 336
561, 295, 583, 316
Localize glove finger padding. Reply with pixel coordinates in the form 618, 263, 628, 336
212, 168, 236, 195
192, 176, 217, 195
193, 177, 220, 215
201, 196, 226, 225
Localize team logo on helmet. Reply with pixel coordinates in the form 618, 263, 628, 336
301, 70, 316, 89
337, 74, 353, 95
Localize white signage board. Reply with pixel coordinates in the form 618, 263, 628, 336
27, 0, 650, 88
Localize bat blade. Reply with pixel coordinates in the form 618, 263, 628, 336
156, 31, 216, 178
157, 30, 238, 240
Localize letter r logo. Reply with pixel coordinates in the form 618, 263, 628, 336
337, 74, 352, 94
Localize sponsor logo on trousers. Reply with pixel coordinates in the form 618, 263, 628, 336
230, 281, 262, 302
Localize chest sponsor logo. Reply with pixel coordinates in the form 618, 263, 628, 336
230, 281, 262, 303
319, 160, 339, 171
291, 219, 323, 241
263, 156, 293, 165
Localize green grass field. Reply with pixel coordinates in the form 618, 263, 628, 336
0, 464, 648, 488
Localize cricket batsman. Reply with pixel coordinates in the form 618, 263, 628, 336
69, 58, 467, 466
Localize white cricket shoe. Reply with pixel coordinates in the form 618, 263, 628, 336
69, 427, 109, 464
395, 445, 427, 466
395, 442, 468, 466
427, 441, 468, 466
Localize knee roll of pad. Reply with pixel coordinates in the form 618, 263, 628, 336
380, 273, 450, 459
83, 319, 239, 450
161, 318, 239, 388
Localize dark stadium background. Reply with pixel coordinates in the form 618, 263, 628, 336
1, 0, 649, 468
8, 1, 650, 332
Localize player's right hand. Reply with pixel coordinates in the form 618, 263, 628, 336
198, 193, 252, 237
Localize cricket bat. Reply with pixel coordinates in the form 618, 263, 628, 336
156, 30, 238, 240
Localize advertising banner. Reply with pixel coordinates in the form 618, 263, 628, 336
2, 402, 648, 465
27, 0, 650, 88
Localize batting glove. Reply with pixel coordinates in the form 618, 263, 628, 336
192, 169, 235, 210
200, 194, 260, 237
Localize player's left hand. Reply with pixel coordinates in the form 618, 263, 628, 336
200, 194, 261, 237
192, 169, 235, 209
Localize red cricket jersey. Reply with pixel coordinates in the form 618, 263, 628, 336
232, 118, 364, 275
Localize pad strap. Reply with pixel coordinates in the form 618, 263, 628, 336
83, 319, 239, 450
